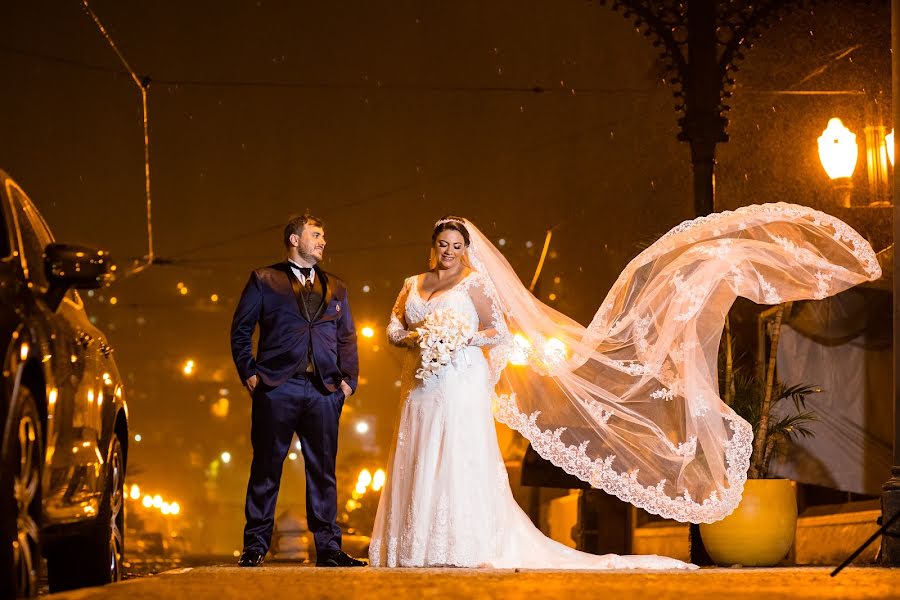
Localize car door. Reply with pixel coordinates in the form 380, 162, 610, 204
5, 180, 104, 521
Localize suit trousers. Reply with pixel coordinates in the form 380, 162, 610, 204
242, 374, 345, 556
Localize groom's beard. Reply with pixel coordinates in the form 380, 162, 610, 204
298, 249, 323, 265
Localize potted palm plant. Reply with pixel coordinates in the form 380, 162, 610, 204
700, 303, 820, 567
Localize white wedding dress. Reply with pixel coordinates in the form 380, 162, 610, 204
369, 206, 880, 569
370, 272, 692, 569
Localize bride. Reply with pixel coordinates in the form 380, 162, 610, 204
369, 208, 880, 569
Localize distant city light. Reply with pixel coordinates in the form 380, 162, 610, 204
553, 276, 561, 284
498, 238, 506, 247
525, 241, 534, 248
134, 434, 142, 442
220, 451, 232, 464
180, 287, 189, 296
182, 360, 195, 376
372, 469, 386, 491
355, 421, 370, 434
362, 285, 371, 293
142, 495, 153, 508
361, 326, 375, 339
358, 469, 373, 487
130, 484, 141, 500
210, 294, 220, 302
170, 502, 181, 515
152, 495, 163, 508
549, 293, 557, 301
211, 397, 230, 418
295, 441, 302, 451
109, 297, 118, 305
288, 452, 298, 461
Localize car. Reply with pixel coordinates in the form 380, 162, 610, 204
0, 169, 129, 597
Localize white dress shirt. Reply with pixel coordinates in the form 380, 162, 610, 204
287, 259, 316, 287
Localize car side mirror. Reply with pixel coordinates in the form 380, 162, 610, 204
44, 243, 115, 310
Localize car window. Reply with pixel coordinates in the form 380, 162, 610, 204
6, 182, 53, 289
0, 195, 10, 258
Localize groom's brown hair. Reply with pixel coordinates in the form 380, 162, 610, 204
284, 214, 324, 248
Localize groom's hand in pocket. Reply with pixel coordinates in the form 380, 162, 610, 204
339, 380, 352, 399
245, 375, 259, 394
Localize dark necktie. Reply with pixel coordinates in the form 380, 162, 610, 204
296, 266, 312, 279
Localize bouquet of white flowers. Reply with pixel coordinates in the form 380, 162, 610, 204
414, 307, 475, 380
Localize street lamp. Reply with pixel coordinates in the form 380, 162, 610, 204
509, 334, 532, 366
543, 338, 568, 365
818, 118, 858, 208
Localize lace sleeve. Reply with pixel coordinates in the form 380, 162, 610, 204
387, 277, 418, 348
467, 272, 510, 347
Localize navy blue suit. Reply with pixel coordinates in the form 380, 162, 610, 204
230, 262, 359, 557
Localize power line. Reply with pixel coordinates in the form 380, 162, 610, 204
0, 43, 655, 95
142, 240, 427, 266
0, 43, 123, 75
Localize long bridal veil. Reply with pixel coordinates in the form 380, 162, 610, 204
462, 204, 881, 523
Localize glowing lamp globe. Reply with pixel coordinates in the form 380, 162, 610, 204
508, 334, 532, 366
887, 129, 895, 167
817, 118, 858, 180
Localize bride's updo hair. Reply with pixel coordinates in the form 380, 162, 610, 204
429, 215, 472, 269
432, 215, 470, 246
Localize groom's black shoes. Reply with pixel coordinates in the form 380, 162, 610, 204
316, 550, 367, 567
238, 549, 266, 567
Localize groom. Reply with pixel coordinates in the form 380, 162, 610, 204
230, 214, 364, 567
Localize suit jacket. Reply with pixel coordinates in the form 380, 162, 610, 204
230, 262, 359, 392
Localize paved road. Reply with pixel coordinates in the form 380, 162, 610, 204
46, 564, 899, 600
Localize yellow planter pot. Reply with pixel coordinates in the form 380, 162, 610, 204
699, 479, 797, 567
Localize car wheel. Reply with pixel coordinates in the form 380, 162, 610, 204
1, 385, 43, 599
47, 432, 124, 592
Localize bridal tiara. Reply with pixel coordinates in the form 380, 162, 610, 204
434, 217, 467, 227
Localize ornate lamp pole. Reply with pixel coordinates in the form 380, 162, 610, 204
597, 0, 806, 216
